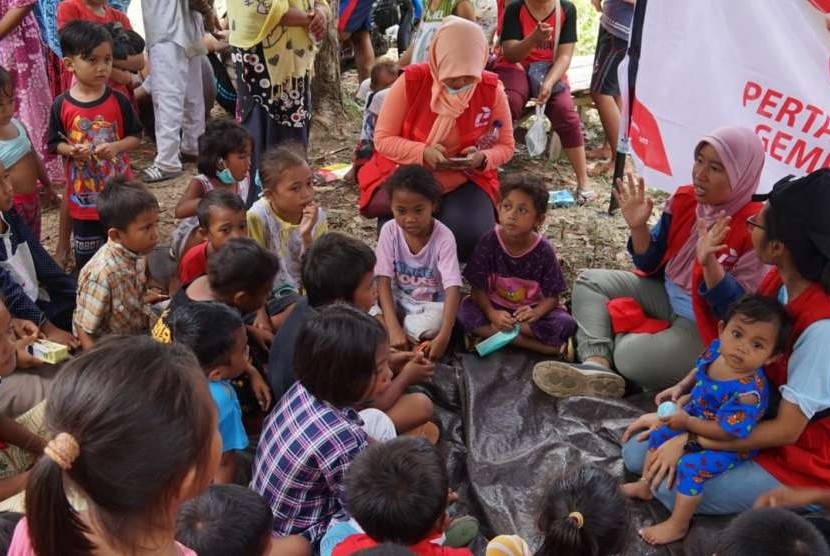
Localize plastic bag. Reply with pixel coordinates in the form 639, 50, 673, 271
526, 104, 548, 157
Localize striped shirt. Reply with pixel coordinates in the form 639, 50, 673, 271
251, 382, 368, 543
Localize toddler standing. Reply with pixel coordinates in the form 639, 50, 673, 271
375, 165, 461, 361
48, 20, 142, 269
0, 66, 60, 240
458, 175, 576, 356
248, 145, 327, 297
350, 60, 400, 181
621, 295, 791, 545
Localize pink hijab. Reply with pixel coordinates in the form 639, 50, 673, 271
425, 16, 489, 146
664, 126, 767, 293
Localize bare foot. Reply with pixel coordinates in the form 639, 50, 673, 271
621, 480, 654, 500
588, 159, 614, 177
639, 518, 689, 545
586, 145, 611, 161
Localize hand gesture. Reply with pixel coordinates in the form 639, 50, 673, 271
425, 332, 449, 361
643, 433, 687, 490
613, 173, 654, 231
460, 146, 486, 170
535, 80, 553, 105
247, 365, 273, 411
93, 142, 119, 162
14, 332, 42, 369
299, 203, 319, 245
531, 22, 553, 44
402, 351, 435, 384
622, 412, 662, 443
695, 212, 731, 265
308, 6, 327, 40
423, 144, 449, 170
488, 309, 516, 332
654, 383, 686, 406
513, 306, 539, 324
754, 487, 827, 510
70, 143, 92, 162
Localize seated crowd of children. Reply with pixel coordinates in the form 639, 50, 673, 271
0, 10, 827, 556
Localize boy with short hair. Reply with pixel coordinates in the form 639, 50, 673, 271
48, 20, 142, 270
73, 177, 161, 349
177, 189, 248, 286
176, 485, 288, 556
332, 437, 472, 555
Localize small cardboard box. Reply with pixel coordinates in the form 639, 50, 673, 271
28, 339, 70, 365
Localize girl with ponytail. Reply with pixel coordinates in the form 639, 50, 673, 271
486, 466, 628, 556
8, 335, 221, 556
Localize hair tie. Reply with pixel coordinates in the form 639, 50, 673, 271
568, 511, 584, 529
44, 432, 80, 471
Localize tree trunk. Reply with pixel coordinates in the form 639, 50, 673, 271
311, 9, 346, 136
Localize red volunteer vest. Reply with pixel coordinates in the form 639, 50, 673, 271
636, 186, 762, 344
754, 270, 830, 487
357, 64, 501, 212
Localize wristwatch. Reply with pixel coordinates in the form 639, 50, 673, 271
684, 432, 702, 453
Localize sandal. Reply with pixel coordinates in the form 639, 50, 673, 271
532, 361, 625, 398
142, 165, 182, 183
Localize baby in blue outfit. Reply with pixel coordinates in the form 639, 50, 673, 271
622, 295, 792, 546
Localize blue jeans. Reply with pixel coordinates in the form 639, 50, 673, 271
621, 436, 782, 514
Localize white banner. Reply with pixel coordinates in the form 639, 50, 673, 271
623, 0, 830, 193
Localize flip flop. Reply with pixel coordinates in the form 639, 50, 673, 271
532, 361, 625, 398
576, 188, 597, 205
444, 516, 480, 548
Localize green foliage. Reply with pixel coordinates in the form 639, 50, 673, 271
571, 0, 600, 56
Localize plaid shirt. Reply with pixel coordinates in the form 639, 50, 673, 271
251, 382, 368, 544
73, 240, 151, 337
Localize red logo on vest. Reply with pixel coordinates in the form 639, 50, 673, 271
474, 106, 492, 128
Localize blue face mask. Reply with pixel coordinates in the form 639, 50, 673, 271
445, 82, 475, 95
217, 166, 236, 185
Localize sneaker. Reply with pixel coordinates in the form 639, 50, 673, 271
532, 361, 625, 398
142, 164, 182, 183
444, 515, 479, 548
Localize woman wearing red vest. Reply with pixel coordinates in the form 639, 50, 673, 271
622, 168, 830, 516
541, 127, 768, 394
357, 16, 515, 262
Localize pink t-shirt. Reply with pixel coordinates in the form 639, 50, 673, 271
8, 518, 198, 556
374, 219, 462, 303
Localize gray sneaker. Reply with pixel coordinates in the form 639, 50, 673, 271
532, 361, 625, 398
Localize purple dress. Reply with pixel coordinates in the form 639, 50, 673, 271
0, 0, 63, 182
457, 227, 577, 347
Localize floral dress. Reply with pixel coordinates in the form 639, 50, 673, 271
0, 0, 63, 183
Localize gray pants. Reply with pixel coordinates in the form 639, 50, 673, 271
572, 269, 703, 391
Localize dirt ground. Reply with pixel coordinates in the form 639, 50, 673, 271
39, 68, 667, 290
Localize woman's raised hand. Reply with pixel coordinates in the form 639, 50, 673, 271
614, 173, 654, 231
695, 212, 731, 265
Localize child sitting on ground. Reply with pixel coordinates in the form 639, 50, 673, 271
152, 237, 275, 414
375, 165, 461, 361
176, 484, 310, 556
8, 336, 216, 555
170, 119, 256, 262
327, 437, 473, 555
348, 60, 400, 183
177, 189, 248, 289
252, 305, 395, 546
486, 466, 629, 556
0, 66, 60, 240
458, 175, 576, 356
621, 294, 792, 545
0, 163, 77, 348
73, 177, 164, 350
168, 302, 250, 484
48, 20, 142, 270
248, 145, 327, 298
267, 232, 435, 437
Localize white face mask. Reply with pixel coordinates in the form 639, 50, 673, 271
445, 82, 475, 95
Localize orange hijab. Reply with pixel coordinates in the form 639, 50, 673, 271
425, 16, 490, 146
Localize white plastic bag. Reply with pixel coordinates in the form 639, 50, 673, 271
526, 104, 548, 158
